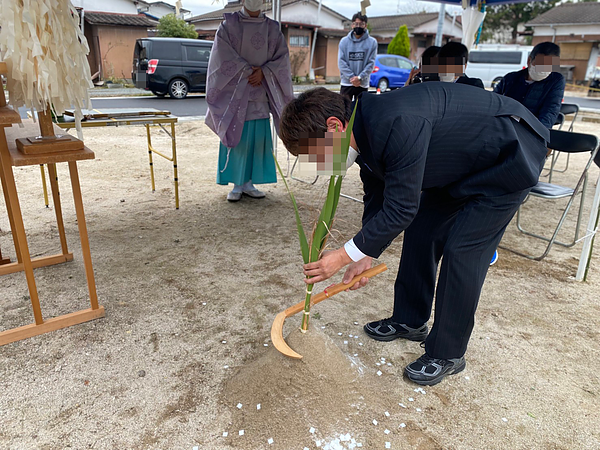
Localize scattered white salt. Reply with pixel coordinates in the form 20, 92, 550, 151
384, 411, 390, 417
354, 335, 359, 339
304, 448, 310, 450
222, 432, 228, 437
377, 370, 383, 376
465, 376, 470, 381
341, 433, 351, 442
399, 403, 407, 408
384, 429, 390, 434
414, 387, 426, 395
309, 427, 316, 434
373, 419, 378, 426
193, 446, 199, 450
399, 423, 406, 428
502, 418, 508, 422
359, 343, 363, 346
408, 398, 414, 402
268, 438, 274, 444
321, 326, 326, 329
316, 440, 322, 447
385, 442, 391, 449
354, 353, 358, 357
354, 321, 359, 325
223, 365, 229, 369
381, 357, 386, 362
338, 332, 343, 336
387, 362, 392, 366
239, 430, 244, 436
222, 340, 227, 344
257, 403, 261, 410
236, 403, 242, 409
416, 408, 422, 412
376, 362, 381, 366
344, 340, 348, 344
349, 334, 354, 338
264, 343, 268, 347
356, 444, 363, 448
486, 336, 490, 340
202, 302, 207, 305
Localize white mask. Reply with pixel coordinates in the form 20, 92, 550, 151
528, 65, 550, 82
347, 146, 359, 169
244, 0, 263, 12
439, 73, 456, 83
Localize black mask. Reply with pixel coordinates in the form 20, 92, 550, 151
354, 27, 364, 36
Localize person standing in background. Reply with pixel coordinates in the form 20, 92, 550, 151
338, 12, 377, 100
494, 42, 565, 129
205, 0, 294, 202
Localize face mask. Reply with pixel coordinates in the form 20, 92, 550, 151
528, 65, 550, 82
439, 73, 455, 83
244, 0, 263, 12
354, 27, 364, 36
347, 146, 359, 169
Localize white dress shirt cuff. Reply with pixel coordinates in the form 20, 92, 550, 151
344, 239, 368, 262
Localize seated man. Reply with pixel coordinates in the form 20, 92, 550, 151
494, 42, 565, 129
436, 42, 484, 88
407, 45, 440, 85
279, 85, 548, 386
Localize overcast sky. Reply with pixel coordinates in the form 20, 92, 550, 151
162, 0, 452, 19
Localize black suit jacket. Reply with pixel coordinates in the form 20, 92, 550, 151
352, 82, 549, 257
456, 75, 484, 89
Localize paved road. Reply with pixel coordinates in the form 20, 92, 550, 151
91, 92, 600, 118
92, 94, 208, 117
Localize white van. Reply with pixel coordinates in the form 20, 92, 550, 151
465, 44, 533, 89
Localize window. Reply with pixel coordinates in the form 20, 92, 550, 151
469, 51, 523, 64
290, 35, 309, 47
185, 46, 210, 62
380, 57, 396, 67
151, 41, 182, 60
397, 59, 414, 70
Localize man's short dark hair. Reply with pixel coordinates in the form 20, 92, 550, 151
421, 45, 440, 65
280, 88, 353, 156
438, 42, 469, 61
530, 42, 560, 60
352, 12, 368, 23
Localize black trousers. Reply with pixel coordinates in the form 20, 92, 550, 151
340, 85, 368, 101
392, 188, 529, 360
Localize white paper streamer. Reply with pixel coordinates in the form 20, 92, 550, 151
0, 0, 93, 138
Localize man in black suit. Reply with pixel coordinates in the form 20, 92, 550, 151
280, 84, 549, 386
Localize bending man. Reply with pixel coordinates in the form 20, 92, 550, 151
279, 84, 549, 386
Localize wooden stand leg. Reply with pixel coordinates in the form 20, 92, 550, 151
171, 122, 179, 210
40, 164, 49, 207
0, 246, 10, 265
0, 129, 43, 325
47, 163, 69, 255
68, 161, 99, 310
1, 155, 22, 263
146, 124, 156, 192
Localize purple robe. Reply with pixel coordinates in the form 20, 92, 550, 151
205, 9, 294, 149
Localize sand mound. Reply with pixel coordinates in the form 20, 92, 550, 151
220, 326, 439, 449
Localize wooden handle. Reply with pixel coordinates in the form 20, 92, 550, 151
282, 263, 388, 318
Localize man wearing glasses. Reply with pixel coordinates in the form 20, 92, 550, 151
338, 12, 378, 101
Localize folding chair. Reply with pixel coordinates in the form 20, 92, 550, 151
547, 103, 580, 182
500, 129, 600, 261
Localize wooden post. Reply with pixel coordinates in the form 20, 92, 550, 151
37, 106, 55, 137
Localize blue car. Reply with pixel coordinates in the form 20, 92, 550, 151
370, 54, 415, 91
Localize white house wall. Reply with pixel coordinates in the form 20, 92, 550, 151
532, 24, 600, 37
414, 18, 462, 39
71, 0, 138, 14
146, 4, 176, 18
280, 3, 345, 29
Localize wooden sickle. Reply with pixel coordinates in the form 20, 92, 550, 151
271, 263, 388, 359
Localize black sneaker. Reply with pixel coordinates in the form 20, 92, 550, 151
363, 318, 428, 342
404, 354, 466, 386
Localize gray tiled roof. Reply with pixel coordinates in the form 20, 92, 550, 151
526, 2, 600, 26
84, 12, 158, 27
368, 13, 440, 32
188, 0, 349, 23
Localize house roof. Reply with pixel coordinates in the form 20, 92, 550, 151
368, 12, 445, 32
526, 3, 600, 26
188, 0, 349, 24
84, 12, 158, 27
137, 1, 191, 14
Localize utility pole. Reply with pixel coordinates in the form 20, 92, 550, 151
434, 3, 445, 47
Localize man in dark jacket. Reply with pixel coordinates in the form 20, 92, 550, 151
437, 42, 484, 88
280, 85, 549, 386
494, 42, 565, 129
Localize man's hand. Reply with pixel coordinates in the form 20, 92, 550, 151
350, 76, 361, 87
303, 248, 352, 284
248, 66, 264, 86
342, 257, 373, 290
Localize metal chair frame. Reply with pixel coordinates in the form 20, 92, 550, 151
546, 103, 579, 182
500, 129, 600, 261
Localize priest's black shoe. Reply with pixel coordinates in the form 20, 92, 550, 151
363, 318, 428, 342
